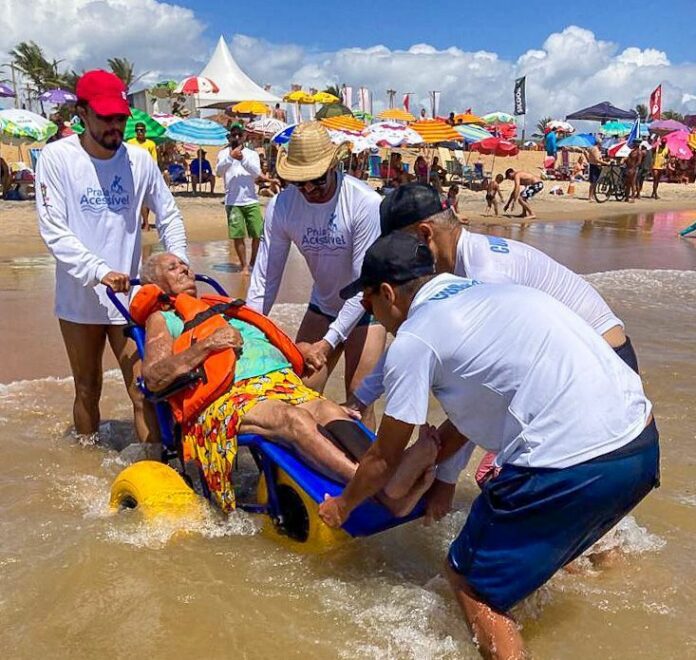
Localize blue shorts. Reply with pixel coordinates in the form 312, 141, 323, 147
307, 303, 377, 327
448, 419, 660, 612
615, 336, 639, 373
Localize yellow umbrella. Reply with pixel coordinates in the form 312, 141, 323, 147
453, 112, 486, 126
283, 90, 316, 104
320, 115, 366, 132
232, 100, 271, 115
377, 108, 416, 122
312, 91, 340, 105
409, 119, 461, 144
688, 132, 696, 151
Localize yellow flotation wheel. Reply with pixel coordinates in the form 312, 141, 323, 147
256, 469, 348, 553
110, 460, 203, 520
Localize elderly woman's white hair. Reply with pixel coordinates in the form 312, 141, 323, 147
140, 253, 168, 284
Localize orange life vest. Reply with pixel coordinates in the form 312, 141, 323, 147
130, 284, 305, 425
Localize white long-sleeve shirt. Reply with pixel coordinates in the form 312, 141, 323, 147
246, 174, 381, 347
36, 134, 187, 324
215, 146, 261, 206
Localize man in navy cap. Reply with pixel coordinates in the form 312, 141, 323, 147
319, 232, 658, 659
35, 70, 188, 444
347, 183, 638, 520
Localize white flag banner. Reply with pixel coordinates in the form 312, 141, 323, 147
358, 87, 371, 113
342, 85, 353, 109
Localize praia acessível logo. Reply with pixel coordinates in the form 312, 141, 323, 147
80, 175, 131, 213
300, 212, 347, 252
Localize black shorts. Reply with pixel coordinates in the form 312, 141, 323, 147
307, 303, 376, 327
614, 336, 639, 373
520, 182, 543, 200
589, 163, 601, 183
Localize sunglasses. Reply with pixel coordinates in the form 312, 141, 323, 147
298, 171, 330, 191
135, 128, 145, 133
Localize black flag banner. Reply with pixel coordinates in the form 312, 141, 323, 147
513, 77, 526, 116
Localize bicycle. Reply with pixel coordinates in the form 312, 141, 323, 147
594, 163, 626, 203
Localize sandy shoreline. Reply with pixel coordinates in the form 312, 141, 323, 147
2, 178, 696, 260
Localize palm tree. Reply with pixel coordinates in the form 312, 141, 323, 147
9, 41, 64, 111
536, 116, 552, 134
635, 104, 648, 121
323, 84, 342, 99
108, 57, 147, 91
662, 109, 684, 122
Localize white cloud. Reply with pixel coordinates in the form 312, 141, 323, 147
2, 6, 695, 125
0, 0, 207, 84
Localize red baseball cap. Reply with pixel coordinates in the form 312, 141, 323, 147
76, 70, 130, 116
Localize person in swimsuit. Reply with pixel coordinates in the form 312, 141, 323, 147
503, 168, 543, 220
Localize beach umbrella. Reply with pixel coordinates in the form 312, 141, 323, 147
312, 92, 340, 105
124, 107, 167, 142
165, 117, 228, 145
483, 111, 515, 125
607, 140, 650, 159
649, 119, 690, 135
453, 112, 486, 125
364, 121, 421, 147
600, 120, 632, 137
247, 117, 288, 137
566, 101, 636, 122
175, 76, 220, 95
0, 108, 57, 145
547, 120, 574, 133
38, 88, 77, 104
150, 80, 178, 98
557, 133, 596, 148
152, 113, 184, 128
454, 123, 494, 144
409, 119, 461, 144
320, 115, 366, 132
232, 100, 271, 115
272, 123, 298, 145
689, 132, 696, 151
663, 131, 694, 159
283, 90, 315, 104
315, 103, 353, 120
470, 136, 518, 171
377, 108, 416, 122
0, 83, 15, 98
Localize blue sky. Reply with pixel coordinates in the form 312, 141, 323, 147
179, 0, 695, 63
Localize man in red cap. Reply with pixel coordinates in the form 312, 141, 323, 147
35, 70, 188, 445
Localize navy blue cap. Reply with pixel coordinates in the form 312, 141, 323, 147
340, 232, 436, 299
379, 183, 445, 235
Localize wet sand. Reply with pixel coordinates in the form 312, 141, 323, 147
0, 205, 695, 658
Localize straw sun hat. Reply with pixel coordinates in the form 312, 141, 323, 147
276, 121, 349, 182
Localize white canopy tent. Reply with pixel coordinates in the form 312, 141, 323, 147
196, 36, 281, 109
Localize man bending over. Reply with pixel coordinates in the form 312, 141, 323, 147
139, 253, 436, 514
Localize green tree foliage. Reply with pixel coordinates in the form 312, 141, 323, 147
661, 109, 684, 121
323, 84, 342, 99
536, 116, 552, 133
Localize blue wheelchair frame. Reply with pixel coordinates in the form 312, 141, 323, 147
107, 275, 423, 541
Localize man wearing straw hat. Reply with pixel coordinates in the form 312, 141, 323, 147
246, 122, 385, 424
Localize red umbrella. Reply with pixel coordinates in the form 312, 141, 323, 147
470, 137, 519, 156
470, 137, 519, 173
174, 76, 220, 95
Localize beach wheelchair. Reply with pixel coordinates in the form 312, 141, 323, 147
106, 274, 423, 552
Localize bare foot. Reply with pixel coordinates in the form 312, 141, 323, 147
387, 465, 437, 518
384, 428, 439, 499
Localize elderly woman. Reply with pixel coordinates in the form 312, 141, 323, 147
139, 252, 438, 513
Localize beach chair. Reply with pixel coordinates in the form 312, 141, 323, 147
167, 163, 190, 192
367, 154, 381, 179
105, 276, 424, 552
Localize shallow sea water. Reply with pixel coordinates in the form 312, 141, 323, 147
1, 210, 695, 658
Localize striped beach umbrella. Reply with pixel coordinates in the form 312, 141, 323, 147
454, 123, 494, 144
0, 108, 57, 144
320, 115, 366, 132
124, 107, 167, 142
377, 108, 416, 122
247, 117, 288, 137
164, 117, 228, 146
409, 119, 461, 144
453, 112, 486, 125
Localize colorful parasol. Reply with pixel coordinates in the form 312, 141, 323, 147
0, 108, 58, 144
232, 100, 271, 115
312, 91, 340, 105
409, 119, 461, 144
38, 88, 77, 104
377, 108, 416, 122
175, 76, 220, 95
124, 107, 167, 142
453, 112, 486, 125
283, 90, 315, 104
470, 137, 519, 156
320, 115, 366, 132
483, 111, 515, 125
364, 121, 422, 147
